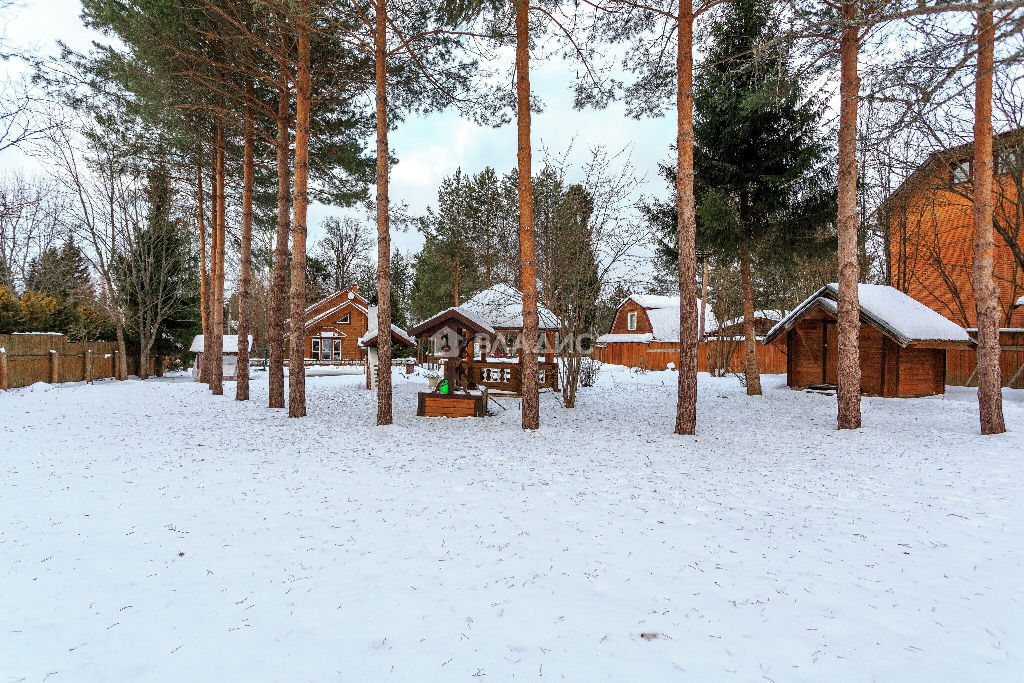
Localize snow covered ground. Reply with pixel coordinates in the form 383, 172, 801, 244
1, 367, 1021, 681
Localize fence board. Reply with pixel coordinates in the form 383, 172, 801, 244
0, 334, 125, 389
947, 331, 1024, 389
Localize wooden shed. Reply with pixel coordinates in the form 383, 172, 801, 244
190, 335, 254, 382
762, 284, 974, 397
357, 306, 416, 390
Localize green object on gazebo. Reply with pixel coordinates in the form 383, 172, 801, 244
438, 379, 450, 395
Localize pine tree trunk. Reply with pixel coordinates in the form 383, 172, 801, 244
210, 121, 226, 396
836, 1, 862, 429
515, 0, 540, 431
740, 243, 761, 395
288, 0, 311, 418
269, 66, 291, 409
196, 136, 210, 384
203, 138, 217, 386
374, 1, 394, 426
237, 92, 255, 402
972, 0, 1006, 435
674, 0, 699, 435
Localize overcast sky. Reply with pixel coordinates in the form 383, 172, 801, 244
2, 0, 676, 271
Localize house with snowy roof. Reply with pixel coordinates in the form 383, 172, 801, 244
190, 335, 254, 382
762, 283, 974, 397
298, 287, 371, 362
594, 294, 713, 371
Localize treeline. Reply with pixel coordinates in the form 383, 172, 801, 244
1, 0, 1019, 435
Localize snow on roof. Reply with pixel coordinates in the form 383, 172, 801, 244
764, 284, 971, 347
190, 335, 254, 353
412, 306, 497, 338
596, 333, 654, 344
303, 299, 368, 329
709, 310, 785, 333
460, 283, 560, 330
622, 294, 716, 342
359, 306, 415, 347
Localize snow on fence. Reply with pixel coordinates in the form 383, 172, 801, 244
0, 333, 153, 390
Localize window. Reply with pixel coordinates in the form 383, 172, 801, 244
997, 149, 1020, 176
310, 338, 320, 359
333, 339, 342, 360
311, 338, 343, 361
627, 311, 638, 331
951, 159, 971, 184
337, 314, 350, 325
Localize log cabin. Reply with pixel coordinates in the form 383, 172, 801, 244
298, 287, 370, 362
762, 284, 974, 397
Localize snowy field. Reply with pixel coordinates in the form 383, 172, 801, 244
1, 366, 1022, 681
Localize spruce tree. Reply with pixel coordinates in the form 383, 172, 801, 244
691, 0, 835, 394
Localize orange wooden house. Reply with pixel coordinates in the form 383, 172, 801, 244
299, 287, 370, 362
885, 129, 1023, 328
595, 295, 701, 371
763, 284, 973, 397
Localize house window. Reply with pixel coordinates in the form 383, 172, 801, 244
627, 311, 638, 331
337, 314, 350, 324
997, 149, 1019, 176
311, 338, 343, 361
951, 159, 971, 184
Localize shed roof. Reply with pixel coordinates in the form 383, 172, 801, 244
763, 284, 973, 347
190, 335, 254, 353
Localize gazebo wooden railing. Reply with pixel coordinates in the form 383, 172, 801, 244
465, 360, 559, 395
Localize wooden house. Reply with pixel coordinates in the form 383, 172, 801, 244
298, 287, 369, 362
884, 128, 1023, 328
190, 335, 254, 381
595, 295, 712, 371
762, 284, 973, 397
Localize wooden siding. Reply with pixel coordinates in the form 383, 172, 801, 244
609, 299, 654, 335
594, 339, 788, 374
888, 160, 1023, 327
304, 302, 367, 361
0, 333, 149, 389
784, 312, 947, 397
946, 330, 1024, 388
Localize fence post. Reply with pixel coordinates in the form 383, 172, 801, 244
85, 349, 94, 384
0, 347, 7, 390
49, 349, 59, 384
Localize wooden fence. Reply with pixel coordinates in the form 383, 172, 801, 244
0, 333, 153, 390
595, 339, 788, 374
947, 330, 1024, 388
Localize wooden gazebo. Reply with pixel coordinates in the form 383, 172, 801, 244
411, 284, 560, 398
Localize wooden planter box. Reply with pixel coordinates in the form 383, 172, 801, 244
417, 389, 488, 418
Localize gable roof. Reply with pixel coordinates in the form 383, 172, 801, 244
303, 299, 367, 331
763, 284, 973, 347
304, 288, 368, 315
410, 306, 497, 340
460, 283, 560, 330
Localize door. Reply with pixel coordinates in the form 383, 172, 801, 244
824, 320, 838, 386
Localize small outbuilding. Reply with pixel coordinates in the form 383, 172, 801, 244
190, 335, 254, 382
357, 306, 416, 390
762, 284, 974, 397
